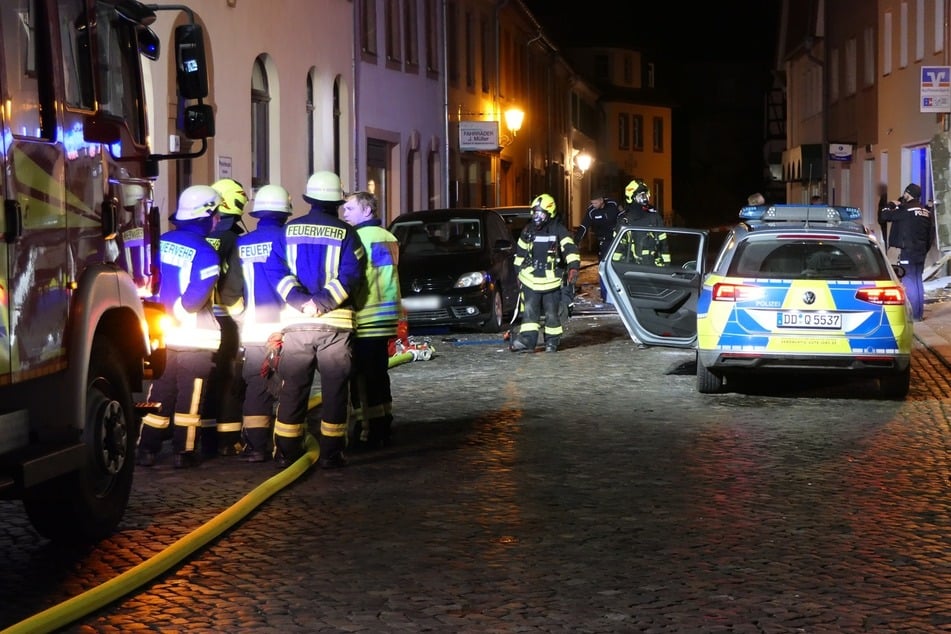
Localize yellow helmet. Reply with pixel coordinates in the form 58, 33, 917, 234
211, 178, 248, 216
530, 193, 557, 217
624, 178, 650, 206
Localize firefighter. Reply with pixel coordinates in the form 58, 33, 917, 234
264, 171, 366, 468
233, 184, 293, 462
339, 190, 403, 450
618, 178, 670, 266
138, 185, 228, 468
510, 194, 580, 353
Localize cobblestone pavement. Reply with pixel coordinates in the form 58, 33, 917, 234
5, 262, 951, 632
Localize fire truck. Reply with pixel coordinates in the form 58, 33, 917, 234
0, 0, 214, 541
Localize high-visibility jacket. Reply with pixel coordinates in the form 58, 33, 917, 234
236, 217, 287, 344
155, 222, 221, 350
264, 205, 366, 331
514, 221, 580, 291
353, 220, 404, 338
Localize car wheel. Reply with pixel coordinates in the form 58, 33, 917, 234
482, 290, 504, 333
696, 356, 724, 394
23, 338, 137, 542
879, 368, 910, 399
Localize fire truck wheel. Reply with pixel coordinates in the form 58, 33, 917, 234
23, 338, 137, 542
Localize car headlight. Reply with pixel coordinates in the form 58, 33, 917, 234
454, 271, 488, 288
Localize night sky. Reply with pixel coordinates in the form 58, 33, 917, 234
522, 2, 780, 64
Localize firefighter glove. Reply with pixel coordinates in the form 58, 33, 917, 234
260, 332, 284, 378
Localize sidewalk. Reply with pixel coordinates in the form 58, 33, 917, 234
918, 277, 951, 365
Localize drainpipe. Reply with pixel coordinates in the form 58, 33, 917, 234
495, 0, 509, 207
442, 0, 451, 207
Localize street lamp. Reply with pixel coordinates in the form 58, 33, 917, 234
504, 108, 524, 138
575, 151, 592, 175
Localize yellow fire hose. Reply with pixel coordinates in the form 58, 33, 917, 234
3, 352, 419, 634
1, 431, 320, 634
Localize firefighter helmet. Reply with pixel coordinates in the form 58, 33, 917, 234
303, 171, 346, 204
624, 178, 651, 206
211, 178, 248, 216
251, 184, 293, 217
121, 183, 146, 209
174, 185, 221, 221
531, 193, 556, 227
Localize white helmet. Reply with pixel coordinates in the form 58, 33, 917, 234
251, 184, 293, 217
303, 170, 345, 204
121, 183, 146, 209
174, 185, 221, 221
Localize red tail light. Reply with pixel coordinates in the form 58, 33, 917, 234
855, 286, 906, 305
711, 282, 764, 302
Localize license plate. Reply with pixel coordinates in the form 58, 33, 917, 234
776, 311, 842, 329
402, 295, 441, 311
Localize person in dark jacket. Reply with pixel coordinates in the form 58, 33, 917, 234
574, 191, 621, 301
264, 171, 366, 468
879, 182, 934, 321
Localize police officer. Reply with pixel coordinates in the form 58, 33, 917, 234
138, 185, 227, 468
207, 178, 249, 457
339, 190, 403, 449
574, 190, 622, 302
264, 171, 366, 468
879, 182, 934, 321
510, 194, 580, 353
234, 184, 294, 462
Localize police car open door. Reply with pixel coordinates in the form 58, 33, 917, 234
600, 226, 708, 348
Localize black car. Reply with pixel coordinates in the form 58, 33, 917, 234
389, 208, 519, 332
491, 205, 533, 241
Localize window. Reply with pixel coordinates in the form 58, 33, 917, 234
251, 56, 269, 189
480, 14, 490, 93
916, 0, 924, 61
404, 0, 418, 71
652, 179, 664, 211
3, 0, 52, 139
360, 0, 377, 59
428, 148, 439, 209
385, 0, 401, 64
863, 27, 875, 87
883, 11, 893, 75
447, 1, 458, 85
618, 113, 629, 150
464, 9, 474, 89
632, 115, 643, 151
829, 47, 839, 101
900, 1, 908, 68
594, 54, 608, 81
623, 54, 632, 85
57, 0, 94, 110
652, 117, 663, 152
307, 72, 314, 174
406, 145, 417, 216
425, 0, 438, 74
845, 38, 856, 96
936, 0, 945, 53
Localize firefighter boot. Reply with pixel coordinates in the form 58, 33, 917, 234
172, 417, 202, 468
365, 417, 389, 450
241, 427, 270, 463
545, 336, 561, 353
317, 435, 348, 469
274, 438, 304, 468
217, 430, 243, 457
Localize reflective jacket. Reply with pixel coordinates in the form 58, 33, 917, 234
264, 204, 366, 331
156, 220, 222, 349
353, 220, 404, 338
236, 217, 286, 343
514, 221, 581, 291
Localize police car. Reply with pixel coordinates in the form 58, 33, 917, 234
601, 204, 914, 398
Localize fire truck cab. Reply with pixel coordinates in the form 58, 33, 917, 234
0, 0, 213, 541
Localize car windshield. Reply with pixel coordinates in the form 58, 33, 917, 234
728, 238, 888, 280
392, 219, 483, 255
